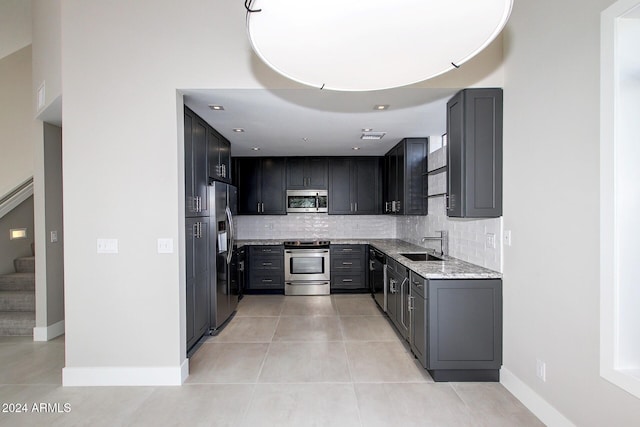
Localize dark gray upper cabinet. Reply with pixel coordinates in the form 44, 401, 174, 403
208, 127, 231, 184
384, 138, 428, 215
287, 157, 328, 190
184, 107, 209, 218
328, 157, 382, 215
446, 88, 503, 218
235, 157, 287, 215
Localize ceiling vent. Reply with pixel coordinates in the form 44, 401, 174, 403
360, 131, 386, 140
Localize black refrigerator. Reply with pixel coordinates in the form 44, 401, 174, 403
208, 182, 239, 332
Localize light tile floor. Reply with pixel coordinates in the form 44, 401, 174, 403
0, 295, 544, 426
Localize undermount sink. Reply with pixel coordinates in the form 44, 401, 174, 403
400, 253, 445, 262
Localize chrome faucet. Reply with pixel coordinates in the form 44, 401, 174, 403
422, 230, 448, 256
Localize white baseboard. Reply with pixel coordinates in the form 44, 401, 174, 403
63, 360, 189, 386
33, 320, 65, 341
501, 368, 575, 427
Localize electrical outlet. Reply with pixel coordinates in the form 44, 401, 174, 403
536, 359, 546, 382
485, 233, 496, 249
97, 238, 118, 254
157, 238, 174, 254
504, 230, 512, 246
50, 231, 58, 243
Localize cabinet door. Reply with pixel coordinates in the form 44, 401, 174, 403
395, 147, 405, 214
387, 149, 397, 211
428, 279, 502, 370
386, 267, 398, 323
328, 158, 353, 214
260, 158, 287, 214
193, 117, 209, 217
194, 220, 210, 338
307, 157, 328, 189
447, 89, 502, 218
236, 158, 261, 214
353, 157, 381, 214
184, 108, 195, 217
185, 219, 196, 348
186, 218, 209, 350
208, 127, 222, 181
218, 135, 231, 183
404, 138, 427, 215
409, 273, 428, 368
286, 157, 307, 189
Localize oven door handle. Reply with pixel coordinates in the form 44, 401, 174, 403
285, 249, 330, 254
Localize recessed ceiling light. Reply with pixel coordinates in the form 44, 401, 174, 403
352, 147, 361, 150
362, 128, 373, 132
302, 137, 309, 142
374, 105, 389, 111
251, 147, 261, 151
208, 105, 224, 110
233, 128, 245, 132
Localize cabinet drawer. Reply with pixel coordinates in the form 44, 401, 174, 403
331, 257, 364, 271
331, 244, 365, 255
249, 245, 284, 256
251, 256, 283, 271
331, 273, 366, 290
410, 271, 427, 298
249, 273, 284, 290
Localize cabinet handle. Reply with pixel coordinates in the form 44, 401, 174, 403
369, 260, 375, 271
221, 164, 226, 178
257, 202, 261, 213
408, 295, 414, 311
445, 194, 450, 210
342, 248, 353, 252
396, 201, 401, 212
355, 202, 358, 212
262, 249, 272, 252
261, 202, 265, 213
391, 201, 396, 212
350, 203, 353, 212
342, 279, 353, 282
342, 262, 353, 265
262, 262, 273, 266
262, 279, 273, 283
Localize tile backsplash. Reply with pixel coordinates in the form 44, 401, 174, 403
236, 214, 396, 240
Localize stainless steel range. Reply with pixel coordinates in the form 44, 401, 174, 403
284, 240, 331, 295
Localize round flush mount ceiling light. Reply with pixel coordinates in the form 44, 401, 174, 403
246, 0, 513, 91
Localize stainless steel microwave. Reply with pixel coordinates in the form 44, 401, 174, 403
286, 190, 328, 213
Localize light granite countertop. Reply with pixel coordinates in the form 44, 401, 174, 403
236, 238, 501, 279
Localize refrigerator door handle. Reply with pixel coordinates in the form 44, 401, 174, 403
226, 205, 234, 265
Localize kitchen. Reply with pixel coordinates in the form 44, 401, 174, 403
183, 86, 506, 385
21, 0, 640, 425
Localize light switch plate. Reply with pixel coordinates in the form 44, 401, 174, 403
50, 231, 58, 243
157, 238, 174, 254
97, 238, 118, 254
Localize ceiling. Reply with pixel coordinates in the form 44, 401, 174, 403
183, 88, 458, 157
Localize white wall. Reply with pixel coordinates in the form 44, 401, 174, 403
53, 0, 507, 386
31, 0, 61, 122
0, 45, 36, 196
0, 0, 31, 60
503, 0, 640, 425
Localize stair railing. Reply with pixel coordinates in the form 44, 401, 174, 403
0, 177, 34, 220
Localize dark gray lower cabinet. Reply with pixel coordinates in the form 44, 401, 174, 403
330, 244, 368, 292
406, 276, 503, 381
409, 272, 428, 368
247, 245, 284, 292
386, 258, 410, 340
186, 218, 209, 351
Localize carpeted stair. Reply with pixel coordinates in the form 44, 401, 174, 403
0, 255, 35, 335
